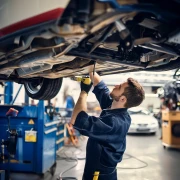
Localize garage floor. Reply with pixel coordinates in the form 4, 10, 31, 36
10, 130, 180, 180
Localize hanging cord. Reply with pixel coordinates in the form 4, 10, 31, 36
117, 153, 148, 170
57, 157, 78, 180
56, 147, 86, 180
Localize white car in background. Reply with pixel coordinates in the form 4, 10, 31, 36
128, 107, 158, 135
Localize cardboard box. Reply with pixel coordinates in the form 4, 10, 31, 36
162, 111, 180, 147
162, 111, 180, 121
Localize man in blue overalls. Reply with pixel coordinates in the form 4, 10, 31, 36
70, 72, 145, 180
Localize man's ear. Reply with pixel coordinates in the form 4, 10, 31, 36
120, 95, 127, 103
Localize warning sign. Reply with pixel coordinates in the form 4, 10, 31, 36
28, 119, 35, 125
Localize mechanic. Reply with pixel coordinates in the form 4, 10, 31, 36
70, 72, 145, 180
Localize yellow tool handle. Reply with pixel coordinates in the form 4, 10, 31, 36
71, 76, 82, 82
71, 76, 91, 85
81, 77, 91, 85
93, 171, 99, 180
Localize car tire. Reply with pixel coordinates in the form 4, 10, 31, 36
24, 77, 63, 100
151, 132, 156, 135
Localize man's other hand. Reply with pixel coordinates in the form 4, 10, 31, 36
81, 81, 93, 94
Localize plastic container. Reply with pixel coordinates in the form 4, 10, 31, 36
25, 130, 37, 142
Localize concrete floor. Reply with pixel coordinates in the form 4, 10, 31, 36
10, 129, 180, 180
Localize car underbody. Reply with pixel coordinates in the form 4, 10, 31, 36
0, 0, 180, 99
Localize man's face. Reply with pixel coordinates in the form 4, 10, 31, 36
110, 82, 129, 102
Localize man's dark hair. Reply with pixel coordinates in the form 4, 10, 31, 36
123, 78, 145, 108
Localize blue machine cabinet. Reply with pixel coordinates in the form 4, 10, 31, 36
0, 101, 58, 174
0, 170, 5, 180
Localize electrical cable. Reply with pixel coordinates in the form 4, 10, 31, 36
56, 147, 86, 180
117, 153, 148, 170
56, 148, 148, 180
56, 153, 78, 180
56, 149, 148, 180
58, 157, 78, 180
56, 132, 148, 178
121, 153, 131, 160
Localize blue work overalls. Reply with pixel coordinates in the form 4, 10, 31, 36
74, 81, 131, 180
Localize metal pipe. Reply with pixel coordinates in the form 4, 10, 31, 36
115, 21, 126, 32
10, 84, 23, 105
45, 121, 60, 127
88, 12, 127, 34
44, 128, 57, 135
53, 43, 78, 58
68, 49, 146, 68
139, 44, 179, 56
88, 24, 115, 54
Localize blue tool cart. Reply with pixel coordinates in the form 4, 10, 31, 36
56, 123, 65, 153
0, 101, 58, 175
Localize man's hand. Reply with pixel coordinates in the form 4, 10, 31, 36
81, 81, 93, 94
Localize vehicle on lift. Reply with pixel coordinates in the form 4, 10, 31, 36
128, 107, 159, 135
0, 0, 180, 100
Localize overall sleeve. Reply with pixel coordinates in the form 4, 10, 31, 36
92, 81, 113, 109
73, 111, 115, 142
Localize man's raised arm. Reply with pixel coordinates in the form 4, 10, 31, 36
70, 81, 92, 125
89, 72, 101, 87
89, 71, 112, 109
